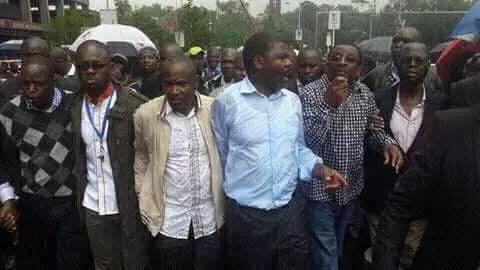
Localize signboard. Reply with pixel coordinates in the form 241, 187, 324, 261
174, 31, 185, 48
328, 10, 341, 30
326, 32, 332, 46
295, 29, 303, 41
100, 9, 118, 24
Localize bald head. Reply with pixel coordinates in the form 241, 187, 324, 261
76, 40, 111, 63
22, 55, 54, 77
75, 40, 112, 94
163, 56, 199, 115
160, 43, 183, 62
21, 37, 50, 61
21, 55, 55, 109
234, 52, 246, 82
401, 42, 428, 57
298, 49, 322, 64
221, 48, 237, 82
207, 46, 221, 70
298, 48, 324, 85
52, 47, 71, 76
222, 48, 237, 62
391, 27, 423, 68
398, 42, 429, 85
162, 56, 197, 79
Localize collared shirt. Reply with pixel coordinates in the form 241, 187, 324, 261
67, 64, 76, 77
390, 87, 426, 152
25, 87, 62, 113
297, 79, 305, 96
390, 64, 400, 86
161, 93, 216, 239
300, 74, 397, 206
212, 77, 322, 210
81, 89, 119, 215
209, 82, 233, 98
0, 182, 14, 203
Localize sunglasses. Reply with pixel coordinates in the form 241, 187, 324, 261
77, 62, 110, 71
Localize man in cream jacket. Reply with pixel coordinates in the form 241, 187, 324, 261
133, 56, 225, 270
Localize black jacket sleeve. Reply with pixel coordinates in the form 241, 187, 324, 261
372, 112, 445, 270
0, 123, 20, 188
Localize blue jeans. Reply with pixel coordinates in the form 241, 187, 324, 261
307, 199, 357, 270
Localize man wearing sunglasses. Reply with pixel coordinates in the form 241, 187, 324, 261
71, 40, 149, 270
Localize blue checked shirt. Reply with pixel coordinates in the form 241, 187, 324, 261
212, 77, 323, 210
300, 74, 397, 206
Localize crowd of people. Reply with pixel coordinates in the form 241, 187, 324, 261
0, 25, 479, 270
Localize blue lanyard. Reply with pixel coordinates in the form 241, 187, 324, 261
84, 89, 115, 142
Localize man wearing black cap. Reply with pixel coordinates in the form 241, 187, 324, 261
111, 53, 130, 87
136, 47, 163, 99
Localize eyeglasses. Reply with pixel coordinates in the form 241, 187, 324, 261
76, 62, 110, 71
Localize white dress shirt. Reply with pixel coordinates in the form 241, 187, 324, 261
0, 182, 14, 203
161, 99, 216, 240
390, 88, 426, 152
81, 91, 119, 215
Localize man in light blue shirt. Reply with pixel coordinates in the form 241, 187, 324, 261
212, 31, 346, 269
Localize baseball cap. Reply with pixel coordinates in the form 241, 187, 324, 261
188, 46, 205, 56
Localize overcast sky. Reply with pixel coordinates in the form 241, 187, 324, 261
91, 0, 388, 16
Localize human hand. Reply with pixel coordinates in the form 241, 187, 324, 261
383, 145, 404, 174
0, 200, 18, 232
326, 76, 349, 107
368, 109, 385, 132
313, 164, 348, 190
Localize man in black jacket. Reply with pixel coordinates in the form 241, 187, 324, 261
372, 103, 480, 269
0, 38, 79, 108
362, 27, 441, 94
447, 72, 480, 108
363, 43, 449, 269
71, 40, 149, 270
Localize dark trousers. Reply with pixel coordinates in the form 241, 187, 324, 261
151, 224, 225, 270
15, 193, 91, 270
225, 188, 308, 270
85, 208, 124, 270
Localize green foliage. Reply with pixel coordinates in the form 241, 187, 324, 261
276, 0, 474, 50
177, 4, 215, 49
118, 9, 174, 47
46, 9, 100, 46
114, 0, 132, 17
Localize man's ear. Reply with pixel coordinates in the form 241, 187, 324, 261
254, 55, 265, 70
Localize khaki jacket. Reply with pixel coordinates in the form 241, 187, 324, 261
133, 93, 225, 237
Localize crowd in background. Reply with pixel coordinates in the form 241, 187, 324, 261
0, 25, 479, 270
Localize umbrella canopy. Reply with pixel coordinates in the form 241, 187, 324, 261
358, 36, 392, 55
70, 24, 156, 56
436, 38, 480, 82
450, 1, 480, 41
430, 41, 450, 54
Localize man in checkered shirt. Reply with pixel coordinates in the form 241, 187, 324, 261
0, 55, 90, 270
299, 44, 404, 270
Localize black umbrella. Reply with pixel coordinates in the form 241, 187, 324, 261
358, 36, 392, 56
429, 41, 450, 54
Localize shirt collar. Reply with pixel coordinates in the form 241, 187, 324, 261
25, 87, 62, 113
297, 78, 304, 89
395, 84, 427, 106
239, 76, 287, 97
85, 82, 114, 105
163, 91, 203, 118
390, 63, 400, 86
